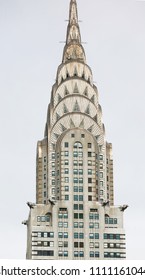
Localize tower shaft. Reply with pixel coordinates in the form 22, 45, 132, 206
26, 0, 126, 260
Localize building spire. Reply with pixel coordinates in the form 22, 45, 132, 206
66, 0, 81, 44
62, 0, 86, 63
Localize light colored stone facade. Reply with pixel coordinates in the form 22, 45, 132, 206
25, 0, 127, 260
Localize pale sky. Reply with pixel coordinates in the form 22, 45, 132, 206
0, 0, 145, 259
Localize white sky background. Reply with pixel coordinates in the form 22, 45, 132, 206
0, 0, 145, 259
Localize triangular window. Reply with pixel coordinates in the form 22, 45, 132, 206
91, 95, 95, 103
56, 113, 60, 120
65, 86, 69, 96
83, 87, 88, 96
63, 104, 69, 113
74, 83, 79, 93
73, 100, 80, 112
61, 124, 67, 132
85, 104, 90, 115
58, 94, 62, 102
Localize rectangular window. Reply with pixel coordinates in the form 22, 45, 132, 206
88, 143, 92, 148
73, 169, 78, 175
95, 242, 99, 248
79, 178, 83, 184
78, 161, 83, 166
44, 156, 47, 162
64, 232, 68, 238
65, 195, 69, 201
74, 242, 79, 248
94, 223, 99, 229
64, 151, 69, 157
74, 213, 78, 219
79, 204, 83, 210
44, 232, 48, 238
64, 142, 69, 148
79, 213, 83, 219
74, 233, 78, 239
58, 222, 63, 228
74, 251, 79, 257
71, 134, 75, 138
78, 152, 83, 157
79, 242, 84, 248
88, 178, 92, 183
44, 192, 46, 197
88, 196, 92, 201
104, 243, 108, 248
74, 222, 78, 228
64, 168, 69, 174
52, 153, 55, 159
79, 222, 84, 228
58, 232, 63, 238
64, 160, 69, 165
79, 251, 84, 257
73, 160, 78, 166
79, 195, 83, 201
88, 187, 92, 192
64, 241, 68, 248
64, 186, 69, 192
90, 251, 94, 257
52, 171, 55, 176
63, 213, 68, 219
100, 164, 103, 169
74, 195, 78, 201
104, 234, 108, 239
74, 178, 78, 183
90, 242, 94, 248
48, 241, 54, 247
64, 251, 68, 257
88, 160, 92, 166
81, 134, 85, 138
109, 218, 113, 224
89, 222, 94, 228
73, 152, 78, 157
79, 233, 84, 239
74, 204, 78, 210
58, 213, 63, 219
52, 180, 55, 186
95, 251, 99, 258
64, 222, 68, 228
88, 152, 92, 157
74, 186, 78, 192
88, 169, 92, 175
58, 251, 63, 257
100, 172, 103, 178
95, 233, 99, 239
65, 177, 69, 183
44, 165, 46, 171
116, 234, 120, 240
58, 241, 63, 247
99, 155, 103, 160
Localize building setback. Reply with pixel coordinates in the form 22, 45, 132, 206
25, 0, 127, 260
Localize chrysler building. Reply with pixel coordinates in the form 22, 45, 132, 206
25, 0, 127, 260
